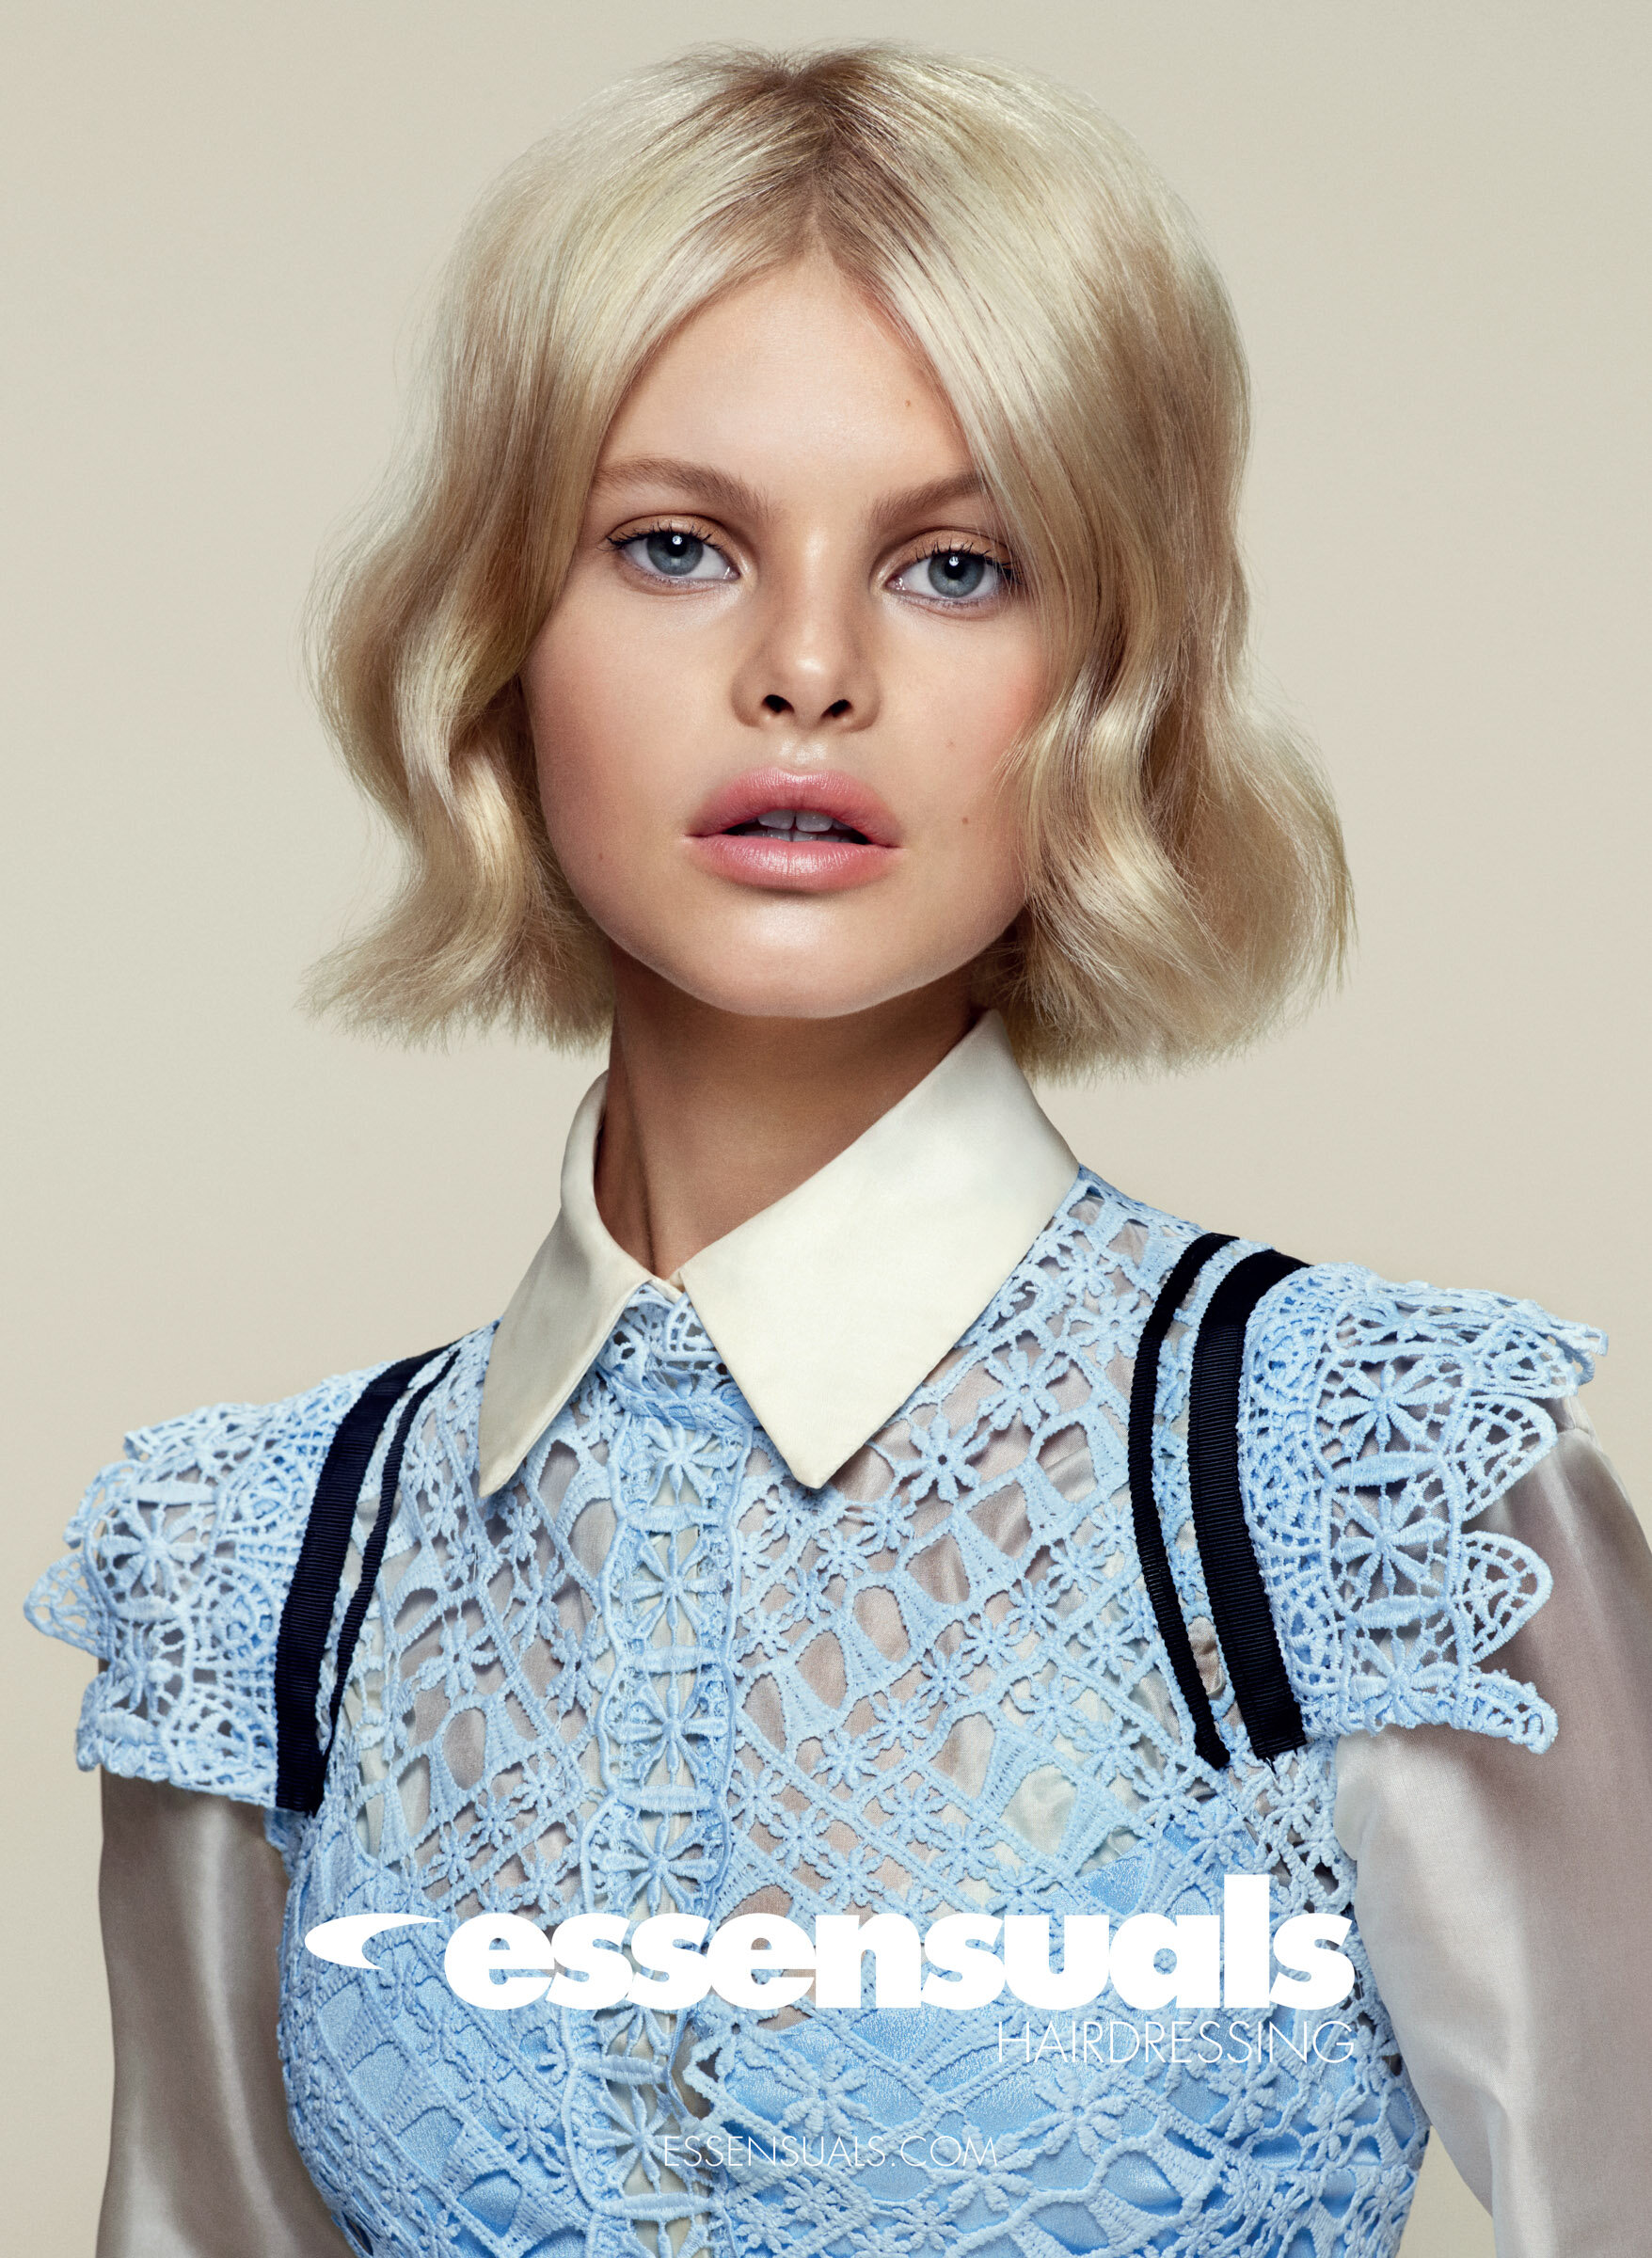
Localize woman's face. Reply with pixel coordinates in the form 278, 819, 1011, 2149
521, 256, 1047, 1023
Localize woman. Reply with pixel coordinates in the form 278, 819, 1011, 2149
26, 43, 1652, 2258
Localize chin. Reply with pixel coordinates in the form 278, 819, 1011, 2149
659, 967, 925, 1023
621, 933, 962, 1024
596, 883, 1022, 1024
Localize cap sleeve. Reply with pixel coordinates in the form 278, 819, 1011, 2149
24, 1369, 374, 1805
1240, 1263, 1605, 1751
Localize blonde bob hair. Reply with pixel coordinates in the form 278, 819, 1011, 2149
309, 42, 1350, 1074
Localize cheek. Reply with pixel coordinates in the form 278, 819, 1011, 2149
523, 601, 673, 860
520, 596, 728, 976
969, 641, 1049, 778
910, 628, 1045, 849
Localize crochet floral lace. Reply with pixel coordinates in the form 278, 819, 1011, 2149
24, 1368, 375, 1797
25, 1171, 1598, 2258
1238, 1264, 1599, 1751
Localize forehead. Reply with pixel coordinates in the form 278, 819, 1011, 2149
596, 256, 976, 502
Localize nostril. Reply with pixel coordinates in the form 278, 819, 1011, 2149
762, 693, 791, 715
823, 699, 851, 719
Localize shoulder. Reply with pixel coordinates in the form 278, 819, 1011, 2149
1041, 1180, 1606, 1758
24, 1331, 492, 1804
1245, 1259, 1602, 1420
1237, 1257, 1603, 1753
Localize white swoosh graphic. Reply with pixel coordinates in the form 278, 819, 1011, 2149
304, 1914, 439, 1968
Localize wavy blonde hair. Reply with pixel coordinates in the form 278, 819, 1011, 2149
308, 42, 1351, 1075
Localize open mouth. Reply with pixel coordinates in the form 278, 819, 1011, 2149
723, 807, 872, 845
686, 769, 897, 891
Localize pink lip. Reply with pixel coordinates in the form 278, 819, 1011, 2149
686, 768, 901, 894
690, 768, 900, 845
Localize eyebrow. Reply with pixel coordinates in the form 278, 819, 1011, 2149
591, 455, 766, 526
590, 455, 997, 538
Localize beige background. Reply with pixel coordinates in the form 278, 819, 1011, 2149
4, 3, 1646, 2248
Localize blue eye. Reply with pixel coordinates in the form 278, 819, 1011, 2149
927, 549, 986, 597
645, 530, 703, 576
891, 547, 1013, 605
616, 528, 735, 582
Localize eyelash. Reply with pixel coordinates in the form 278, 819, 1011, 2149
891, 539, 1021, 604
607, 520, 1021, 603
607, 517, 724, 558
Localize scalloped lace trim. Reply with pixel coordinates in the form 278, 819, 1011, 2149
1242, 1264, 1603, 1750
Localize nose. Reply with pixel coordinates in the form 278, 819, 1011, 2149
729, 560, 880, 735
761, 689, 850, 721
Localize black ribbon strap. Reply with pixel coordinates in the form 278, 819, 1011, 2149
325, 1350, 460, 1763
1187, 1251, 1309, 1761
1127, 1232, 1236, 1773
274, 1345, 455, 1814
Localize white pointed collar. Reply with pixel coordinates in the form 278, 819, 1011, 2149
476, 1010, 1079, 1495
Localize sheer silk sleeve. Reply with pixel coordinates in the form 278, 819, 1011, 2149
1333, 1409, 1652, 2255
97, 1771, 352, 2257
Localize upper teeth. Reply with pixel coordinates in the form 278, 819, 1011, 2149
756, 808, 835, 833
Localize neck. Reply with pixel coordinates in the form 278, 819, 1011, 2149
594, 953, 976, 1279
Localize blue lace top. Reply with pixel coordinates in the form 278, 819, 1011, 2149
26, 1169, 1600, 2258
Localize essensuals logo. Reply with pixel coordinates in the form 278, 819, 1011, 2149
305, 1873, 1355, 2016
